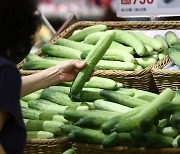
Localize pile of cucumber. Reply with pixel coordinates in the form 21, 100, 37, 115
22, 24, 179, 71
21, 76, 180, 149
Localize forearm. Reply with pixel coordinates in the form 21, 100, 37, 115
21, 66, 60, 97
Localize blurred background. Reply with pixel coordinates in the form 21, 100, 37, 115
37, 0, 118, 30
34, 0, 180, 52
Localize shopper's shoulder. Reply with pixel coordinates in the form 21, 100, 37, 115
0, 56, 18, 70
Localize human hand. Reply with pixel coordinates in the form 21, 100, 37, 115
56, 60, 87, 82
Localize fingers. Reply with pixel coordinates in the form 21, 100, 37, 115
72, 60, 86, 69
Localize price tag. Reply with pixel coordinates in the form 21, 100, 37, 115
116, 0, 180, 17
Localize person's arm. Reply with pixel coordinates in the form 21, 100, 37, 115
21, 60, 86, 97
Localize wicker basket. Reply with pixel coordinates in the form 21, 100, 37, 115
18, 21, 180, 92
152, 56, 180, 92
23, 137, 71, 154
72, 143, 180, 154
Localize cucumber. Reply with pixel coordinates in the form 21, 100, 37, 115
170, 112, 180, 130
94, 99, 132, 113
60, 124, 79, 135
68, 24, 107, 42
25, 53, 43, 62
43, 56, 69, 61
114, 82, 124, 90
84, 32, 135, 54
158, 52, 167, 60
81, 48, 135, 62
109, 41, 135, 54
60, 76, 118, 90
41, 44, 82, 60
77, 88, 103, 102
154, 35, 169, 53
172, 89, 180, 104
96, 60, 135, 70
101, 106, 144, 134
144, 44, 154, 56
69, 31, 115, 100
161, 126, 179, 138
64, 108, 119, 122
75, 116, 108, 129
40, 89, 79, 107
132, 32, 164, 52
167, 44, 180, 67
27, 131, 54, 139
63, 149, 75, 154
131, 129, 174, 148
24, 119, 63, 135
115, 30, 146, 56
39, 112, 69, 123
68, 127, 106, 144
83, 31, 106, 45
116, 88, 135, 97
127, 88, 158, 101
20, 100, 29, 108
114, 88, 174, 132
102, 132, 136, 148
165, 31, 180, 47
84, 76, 117, 90
135, 55, 157, 68
172, 134, 180, 148
100, 90, 149, 108
21, 91, 41, 102
48, 86, 70, 94
134, 64, 143, 71
28, 99, 68, 114
56, 38, 94, 52
21, 107, 42, 120
22, 59, 61, 70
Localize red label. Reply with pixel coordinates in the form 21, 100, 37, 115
121, 0, 131, 4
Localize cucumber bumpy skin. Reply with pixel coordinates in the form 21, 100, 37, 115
69, 31, 115, 101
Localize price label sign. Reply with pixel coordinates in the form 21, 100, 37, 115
116, 0, 180, 17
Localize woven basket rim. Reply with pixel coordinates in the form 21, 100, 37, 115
26, 137, 68, 143
73, 143, 180, 152
152, 56, 180, 73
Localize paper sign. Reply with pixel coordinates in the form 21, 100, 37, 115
116, 0, 180, 17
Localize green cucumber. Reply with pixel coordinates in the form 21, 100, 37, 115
24, 119, 63, 135
25, 53, 43, 62
165, 31, 180, 47
114, 30, 145, 56
132, 32, 164, 52
27, 131, 54, 139
94, 99, 132, 113
68, 127, 106, 144
64, 108, 119, 122
56, 38, 94, 52
114, 88, 174, 132
100, 90, 149, 108
96, 60, 135, 70
20, 100, 29, 108
41, 44, 82, 60
28, 99, 68, 114
68, 24, 107, 42
69, 31, 115, 100
40, 89, 79, 107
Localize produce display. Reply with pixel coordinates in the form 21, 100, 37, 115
21, 75, 180, 149
21, 24, 180, 72
21, 24, 180, 152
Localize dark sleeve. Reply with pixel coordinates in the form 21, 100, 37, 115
0, 64, 22, 120
0, 63, 26, 153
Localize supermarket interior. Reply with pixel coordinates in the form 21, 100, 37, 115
1, 0, 180, 154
